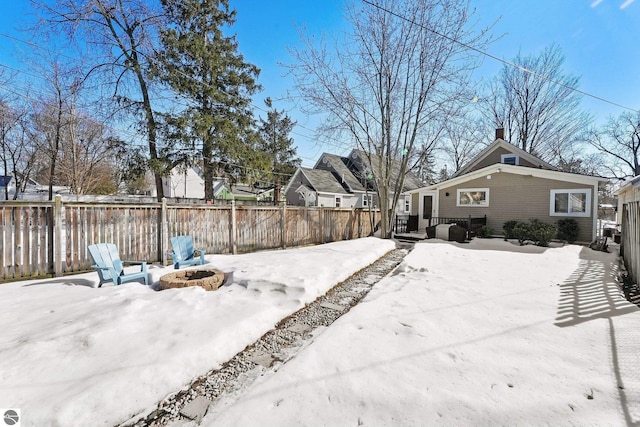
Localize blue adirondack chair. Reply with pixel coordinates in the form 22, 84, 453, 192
170, 235, 206, 269
88, 243, 148, 287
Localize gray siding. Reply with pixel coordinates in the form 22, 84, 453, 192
437, 172, 595, 242
468, 146, 539, 172
285, 171, 311, 206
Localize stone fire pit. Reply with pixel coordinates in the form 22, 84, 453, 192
159, 269, 225, 291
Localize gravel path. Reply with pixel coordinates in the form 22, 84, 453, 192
125, 247, 408, 426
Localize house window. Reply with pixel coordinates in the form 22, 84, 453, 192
457, 188, 489, 207
501, 154, 519, 165
550, 189, 590, 217
362, 194, 372, 207
335, 196, 342, 207
404, 197, 410, 213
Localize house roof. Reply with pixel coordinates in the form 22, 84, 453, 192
229, 183, 273, 198
295, 184, 314, 194
213, 180, 231, 197
452, 139, 558, 178
349, 149, 424, 192
407, 162, 602, 193
299, 168, 351, 195
615, 174, 640, 195
315, 153, 367, 192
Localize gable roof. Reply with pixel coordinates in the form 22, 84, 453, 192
349, 149, 424, 192
314, 153, 367, 192
299, 167, 350, 195
213, 180, 231, 197
452, 139, 558, 178
410, 162, 602, 193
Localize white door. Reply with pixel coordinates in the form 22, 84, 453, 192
419, 190, 438, 231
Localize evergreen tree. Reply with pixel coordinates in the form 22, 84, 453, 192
158, 0, 260, 200
257, 98, 301, 204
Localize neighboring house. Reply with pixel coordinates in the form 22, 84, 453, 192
213, 181, 234, 200
162, 165, 266, 202
0, 174, 72, 200
230, 183, 275, 203
162, 165, 206, 199
0, 175, 14, 199
285, 149, 424, 213
404, 130, 604, 243
286, 167, 358, 207
616, 175, 640, 221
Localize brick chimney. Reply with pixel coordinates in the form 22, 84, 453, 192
495, 128, 505, 140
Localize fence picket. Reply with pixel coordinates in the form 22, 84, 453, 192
0, 199, 381, 283
621, 201, 639, 286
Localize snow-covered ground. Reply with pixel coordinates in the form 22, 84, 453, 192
2, 237, 638, 426
0, 237, 395, 426
203, 239, 640, 427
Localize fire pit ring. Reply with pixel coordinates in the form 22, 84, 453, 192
159, 269, 225, 291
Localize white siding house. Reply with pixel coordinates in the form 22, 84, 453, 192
162, 166, 206, 199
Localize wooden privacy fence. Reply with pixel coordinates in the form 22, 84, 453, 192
0, 196, 381, 283
620, 201, 639, 286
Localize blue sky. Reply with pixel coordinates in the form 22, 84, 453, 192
0, 0, 638, 167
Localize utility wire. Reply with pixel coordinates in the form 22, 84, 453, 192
361, 0, 639, 113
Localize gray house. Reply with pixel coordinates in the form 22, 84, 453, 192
285, 149, 424, 213
286, 167, 358, 207
404, 134, 603, 243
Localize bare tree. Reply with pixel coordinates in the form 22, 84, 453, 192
57, 115, 120, 195
585, 111, 640, 179
482, 44, 591, 161
0, 97, 36, 200
28, 58, 84, 201
34, 0, 168, 200
439, 114, 489, 174
289, 0, 492, 238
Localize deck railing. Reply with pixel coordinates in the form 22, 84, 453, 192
394, 215, 487, 240
394, 215, 419, 233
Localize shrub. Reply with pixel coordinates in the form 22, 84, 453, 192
556, 218, 579, 243
503, 220, 519, 240
529, 219, 556, 247
512, 222, 531, 246
476, 225, 495, 238
509, 219, 557, 246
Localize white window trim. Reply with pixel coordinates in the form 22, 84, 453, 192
457, 188, 490, 207
335, 196, 342, 208
501, 154, 519, 165
404, 197, 410, 213
362, 194, 372, 207
550, 189, 591, 217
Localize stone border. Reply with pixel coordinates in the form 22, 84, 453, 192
125, 248, 408, 426
159, 269, 225, 291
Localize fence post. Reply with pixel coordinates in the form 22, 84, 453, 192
281, 203, 287, 249
54, 195, 63, 277
319, 207, 325, 244
230, 200, 237, 254
161, 198, 168, 265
